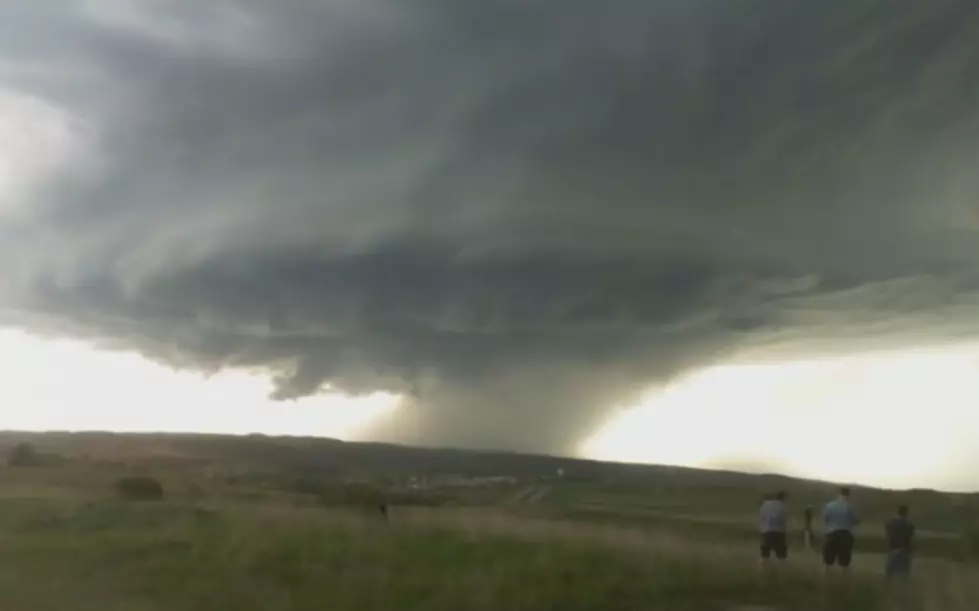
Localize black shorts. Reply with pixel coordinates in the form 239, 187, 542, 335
822, 530, 855, 567
760, 531, 788, 559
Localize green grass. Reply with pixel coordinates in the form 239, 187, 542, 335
2, 463, 978, 610
540, 481, 977, 562
0, 499, 897, 611
556, 505, 973, 561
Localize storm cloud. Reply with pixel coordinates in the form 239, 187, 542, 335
3, 1, 979, 453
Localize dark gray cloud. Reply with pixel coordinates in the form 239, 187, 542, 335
3, 1, 979, 453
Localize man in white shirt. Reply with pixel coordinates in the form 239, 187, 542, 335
759, 490, 789, 566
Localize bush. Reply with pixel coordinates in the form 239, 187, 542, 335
7, 442, 40, 467
114, 476, 165, 502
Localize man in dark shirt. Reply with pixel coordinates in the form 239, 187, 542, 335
885, 505, 915, 578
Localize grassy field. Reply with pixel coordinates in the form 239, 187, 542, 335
538, 483, 979, 562
1, 436, 978, 610
0, 499, 889, 611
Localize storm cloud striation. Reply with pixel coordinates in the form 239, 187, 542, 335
3, 1, 979, 453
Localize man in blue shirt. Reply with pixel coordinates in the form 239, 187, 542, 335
822, 486, 859, 573
758, 490, 789, 566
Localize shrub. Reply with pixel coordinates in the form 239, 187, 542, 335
7, 442, 40, 467
114, 476, 165, 502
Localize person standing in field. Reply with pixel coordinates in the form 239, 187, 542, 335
759, 490, 790, 567
822, 486, 859, 574
885, 505, 915, 579
802, 504, 815, 551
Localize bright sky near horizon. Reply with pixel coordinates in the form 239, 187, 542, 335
582, 348, 979, 492
0, 329, 401, 440
3, 328, 978, 492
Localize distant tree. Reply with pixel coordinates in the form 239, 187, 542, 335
7, 442, 39, 467
114, 476, 165, 502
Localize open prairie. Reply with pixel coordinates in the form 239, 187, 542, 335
1, 432, 977, 610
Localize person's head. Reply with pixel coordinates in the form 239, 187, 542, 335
897, 504, 909, 517
838, 486, 851, 498
775, 490, 788, 502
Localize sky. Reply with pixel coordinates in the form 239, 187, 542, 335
3, 1, 979, 491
